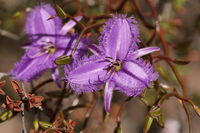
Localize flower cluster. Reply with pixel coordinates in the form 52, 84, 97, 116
10, 4, 159, 112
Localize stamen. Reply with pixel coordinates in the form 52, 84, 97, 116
28, 41, 57, 59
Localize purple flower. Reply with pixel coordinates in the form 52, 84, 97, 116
65, 15, 160, 112
10, 4, 88, 84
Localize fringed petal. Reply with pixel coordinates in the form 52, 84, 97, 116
88, 44, 103, 56
10, 54, 53, 82
65, 56, 110, 93
26, 4, 61, 43
113, 59, 158, 96
99, 15, 140, 60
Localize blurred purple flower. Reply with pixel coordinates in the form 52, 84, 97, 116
10, 4, 88, 85
65, 15, 160, 112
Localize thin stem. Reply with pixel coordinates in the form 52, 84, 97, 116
157, 92, 192, 133
132, 0, 155, 29
157, 30, 169, 56
21, 103, 27, 133
111, 0, 128, 11
116, 97, 133, 123
167, 61, 187, 97
182, 102, 192, 133
63, 104, 88, 113
142, 0, 169, 56
154, 55, 190, 65
146, 30, 156, 46
70, 22, 105, 56
31, 79, 54, 93
0, 28, 20, 41
50, 82, 68, 122
21, 82, 27, 133
80, 92, 98, 131
144, 0, 158, 19
67, 15, 85, 29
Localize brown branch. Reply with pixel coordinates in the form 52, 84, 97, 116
31, 79, 54, 93
132, 0, 155, 29
116, 96, 133, 123
50, 82, 68, 122
63, 104, 88, 113
156, 57, 187, 96
144, 0, 158, 19
157, 92, 193, 133
182, 102, 192, 133
80, 92, 98, 131
70, 22, 105, 56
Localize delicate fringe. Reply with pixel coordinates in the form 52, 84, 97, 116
99, 14, 140, 55
64, 55, 108, 93
26, 3, 62, 38
10, 54, 53, 82
114, 58, 158, 96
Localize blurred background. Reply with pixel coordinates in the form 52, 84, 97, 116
0, 0, 200, 133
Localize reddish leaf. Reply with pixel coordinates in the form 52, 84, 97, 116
0, 89, 5, 95
11, 80, 24, 97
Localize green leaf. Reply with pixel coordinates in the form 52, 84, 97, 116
33, 120, 39, 131
54, 55, 72, 65
55, 5, 66, 19
38, 121, 52, 129
149, 106, 164, 128
0, 110, 13, 122
12, 11, 23, 18
143, 116, 153, 133
114, 122, 123, 133
156, 113, 164, 128
103, 112, 110, 122
156, 66, 170, 81
114, 126, 123, 133
142, 89, 157, 106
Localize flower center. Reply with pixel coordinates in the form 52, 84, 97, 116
105, 57, 122, 72
42, 42, 57, 54
111, 59, 122, 72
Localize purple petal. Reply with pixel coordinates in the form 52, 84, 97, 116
10, 54, 53, 82
59, 16, 82, 35
26, 4, 61, 43
10, 43, 66, 82
56, 34, 90, 59
131, 46, 160, 59
65, 55, 110, 93
88, 44, 102, 56
99, 15, 139, 60
113, 59, 158, 96
51, 68, 61, 88
104, 80, 114, 112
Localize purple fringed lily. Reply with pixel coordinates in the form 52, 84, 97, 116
10, 4, 88, 85
65, 15, 160, 112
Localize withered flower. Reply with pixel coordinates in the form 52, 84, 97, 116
28, 94, 44, 109
1, 96, 22, 112
11, 80, 25, 98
